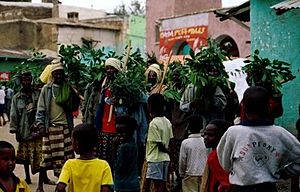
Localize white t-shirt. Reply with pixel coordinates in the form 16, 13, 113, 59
217, 124, 300, 185
0, 89, 5, 104
179, 133, 207, 177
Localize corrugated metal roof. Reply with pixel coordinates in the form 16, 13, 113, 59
214, 1, 250, 22
271, 0, 300, 10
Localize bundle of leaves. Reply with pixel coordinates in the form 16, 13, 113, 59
109, 48, 147, 110
59, 44, 89, 93
185, 38, 228, 94
163, 61, 190, 102
81, 46, 106, 83
10, 50, 47, 91
242, 50, 295, 95
183, 38, 229, 113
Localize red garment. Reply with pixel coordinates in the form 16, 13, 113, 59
207, 149, 231, 192
102, 88, 116, 133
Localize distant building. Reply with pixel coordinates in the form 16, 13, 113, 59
146, 0, 250, 59
251, 0, 300, 132
0, 1, 145, 79
216, 0, 300, 132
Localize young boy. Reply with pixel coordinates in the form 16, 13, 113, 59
0, 141, 31, 192
56, 123, 113, 192
217, 86, 300, 191
114, 115, 140, 192
179, 115, 207, 192
202, 119, 232, 192
146, 93, 173, 192
291, 118, 300, 192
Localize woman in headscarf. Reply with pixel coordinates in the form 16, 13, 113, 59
145, 63, 167, 95
82, 58, 123, 172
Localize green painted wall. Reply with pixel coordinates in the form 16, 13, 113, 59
251, 0, 300, 133
126, 15, 146, 55
0, 58, 25, 72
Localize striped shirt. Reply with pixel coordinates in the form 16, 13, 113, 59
179, 133, 207, 177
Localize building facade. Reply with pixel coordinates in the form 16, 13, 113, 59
146, 0, 250, 58
251, 0, 300, 132
0, 2, 146, 79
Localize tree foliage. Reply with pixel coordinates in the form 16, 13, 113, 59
110, 47, 147, 110
9, 50, 47, 91
242, 50, 295, 95
114, 0, 145, 16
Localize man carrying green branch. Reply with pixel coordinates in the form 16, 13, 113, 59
36, 60, 78, 192
82, 58, 123, 172
180, 67, 227, 126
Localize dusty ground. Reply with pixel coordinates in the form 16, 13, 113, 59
0, 114, 294, 192
0, 115, 82, 192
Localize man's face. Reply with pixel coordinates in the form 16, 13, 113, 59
0, 148, 16, 175
105, 66, 118, 80
21, 75, 32, 89
203, 124, 219, 149
52, 69, 65, 85
148, 71, 158, 86
172, 70, 180, 84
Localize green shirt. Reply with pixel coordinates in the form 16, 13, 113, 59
146, 116, 173, 162
50, 85, 67, 125
10, 90, 39, 140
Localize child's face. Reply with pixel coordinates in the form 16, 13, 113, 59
71, 136, 80, 154
203, 124, 219, 149
0, 148, 16, 175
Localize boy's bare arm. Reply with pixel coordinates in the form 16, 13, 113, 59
56, 182, 67, 192
157, 142, 169, 154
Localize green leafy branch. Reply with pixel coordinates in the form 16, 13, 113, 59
185, 38, 228, 95
242, 49, 295, 94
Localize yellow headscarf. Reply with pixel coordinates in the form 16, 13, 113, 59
39, 59, 64, 84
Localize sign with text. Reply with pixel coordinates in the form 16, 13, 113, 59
0, 72, 10, 81
159, 25, 208, 56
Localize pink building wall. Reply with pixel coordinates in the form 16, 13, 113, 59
208, 12, 250, 58
146, 0, 250, 58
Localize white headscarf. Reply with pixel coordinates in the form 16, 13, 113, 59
50, 59, 64, 73
145, 63, 162, 83
105, 58, 122, 71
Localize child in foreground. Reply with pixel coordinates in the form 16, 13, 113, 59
201, 119, 232, 192
179, 115, 207, 192
114, 115, 140, 192
0, 140, 31, 192
217, 86, 300, 192
145, 93, 173, 192
56, 123, 113, 192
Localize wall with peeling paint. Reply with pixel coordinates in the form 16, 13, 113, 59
126, 15, 146, 55
251, 0, 300, 133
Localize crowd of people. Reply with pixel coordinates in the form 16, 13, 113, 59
0, 56, 300, 192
